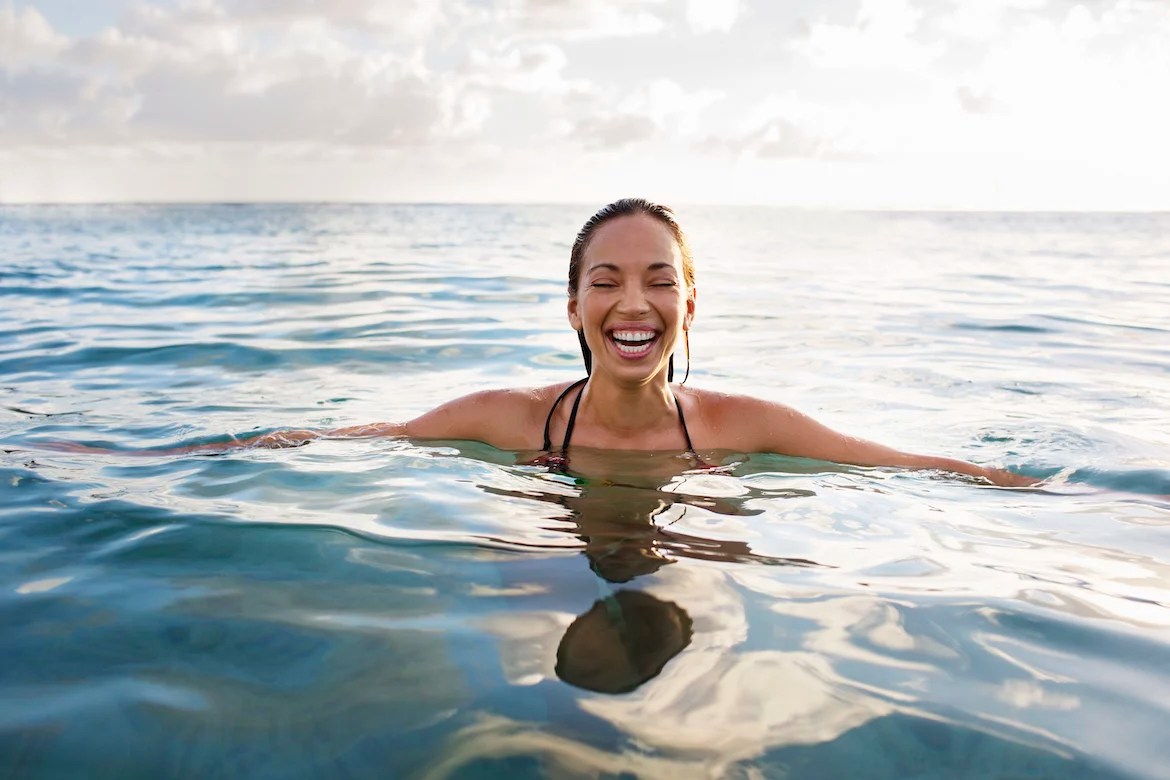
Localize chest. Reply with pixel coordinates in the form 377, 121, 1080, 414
544, 402, 702, 453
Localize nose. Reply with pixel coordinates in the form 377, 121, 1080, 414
617, 283, 650, 314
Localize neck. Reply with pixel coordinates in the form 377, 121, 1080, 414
581, 370, 676, 436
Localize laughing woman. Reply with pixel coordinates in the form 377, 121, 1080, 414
168, 198, 1035, 487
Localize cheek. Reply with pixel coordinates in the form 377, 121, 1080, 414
570, 295, 597, 329
656, 290, 688, 314
580, 293, 607, 318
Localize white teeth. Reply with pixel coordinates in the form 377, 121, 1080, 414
611, 330, 655, 343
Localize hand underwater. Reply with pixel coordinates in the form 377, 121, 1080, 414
978, 466, 1041, 488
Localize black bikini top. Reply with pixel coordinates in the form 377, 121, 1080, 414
537, 378, 697, 472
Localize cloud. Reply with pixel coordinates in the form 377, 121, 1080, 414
0, 5, 68, 68
933, 0, 1050, 41
619, 79, 722, 133
497, 0, 667, 39
463, 42, 589, 96
945, 0, 1170, 160
685, 0, 740, 34
695, 92, 867, 161
131, 63, 447, 145
573, 113, 658, 150
3, 0, 1169, 207
699, 117, 859, 161
793, 0, 943, 70
955, 85, 995, 115
127, 0, 455, 39
0, 68, 137, 144
0, 0, 482, 148
566, 79, 722, 151
1, 0, 676, 156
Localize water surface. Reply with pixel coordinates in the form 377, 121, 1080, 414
2, 204, 1169, 779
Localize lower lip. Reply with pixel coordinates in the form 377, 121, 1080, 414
609, 334, 658, 360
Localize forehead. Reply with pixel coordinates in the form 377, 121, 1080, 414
584, 214, 682, 271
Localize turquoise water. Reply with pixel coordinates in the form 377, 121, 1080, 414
2, 204, 1169, 779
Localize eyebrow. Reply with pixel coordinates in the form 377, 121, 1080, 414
586, 262, 677, 274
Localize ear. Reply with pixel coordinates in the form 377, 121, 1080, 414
683, 286, 696, 331
568, 294, 581, 330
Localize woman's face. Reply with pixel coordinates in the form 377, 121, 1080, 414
568, 214, 695, 384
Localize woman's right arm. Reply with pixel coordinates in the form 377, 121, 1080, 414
46, 388, 535, 456
231, 388, 535, 451
230, 421, 409, 450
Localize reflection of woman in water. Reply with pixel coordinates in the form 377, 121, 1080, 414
484, 479, 818, 583
486, 474, 821, 694
548, 483, 704, 696
163, 197, 1035, 487
556, 590, 693, 695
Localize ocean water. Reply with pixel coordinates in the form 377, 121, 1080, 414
1, 203, 1168, 779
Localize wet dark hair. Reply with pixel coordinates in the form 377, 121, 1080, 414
568, 198, 695, 378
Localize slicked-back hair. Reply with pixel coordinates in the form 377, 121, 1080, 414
568, 198, 694, 295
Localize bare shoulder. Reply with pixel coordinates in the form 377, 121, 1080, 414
676, 386, 813, 452
679, 386, 798, 420
404, 381, 580, 449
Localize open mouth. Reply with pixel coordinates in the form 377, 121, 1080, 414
608, 328, 659, 359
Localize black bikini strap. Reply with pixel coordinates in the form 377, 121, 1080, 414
544, 380, 697, 466
673, 392, 695, 452
560, 380, 587, 457
542, 378, 588, 451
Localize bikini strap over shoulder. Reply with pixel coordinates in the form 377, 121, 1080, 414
672, 390, 696, 453
542, 378, 588, 452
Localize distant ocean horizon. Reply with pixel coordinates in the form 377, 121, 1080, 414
4, 198, 1170, 211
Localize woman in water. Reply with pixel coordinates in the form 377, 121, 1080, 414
197, 198, 1033, 487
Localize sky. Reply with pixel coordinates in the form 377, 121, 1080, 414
1, 0, 1168, 208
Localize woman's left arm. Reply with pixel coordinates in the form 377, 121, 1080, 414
738, 397, 1038, 487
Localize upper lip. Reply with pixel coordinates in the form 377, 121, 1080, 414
606, 323, 659, 336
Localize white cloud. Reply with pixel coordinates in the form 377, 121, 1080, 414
949, 0, 1170, 162
463, 42, 588, 96
129, 0, 456, 39
686, 0, 739, 34
564, 78, 723, 151
0, 0, 482, 148
935, 0, 1049, 40
699, 112, 864, 161
955, 85, 995, 115
497, 0, 667, 39
616, 78, 722, 135
698, 92, 867, 161
2, 0, 1168, 208
573, 113, 658, 150
794, 0, 943, 70
0, 4, 68, 68
706, 118, 833, 159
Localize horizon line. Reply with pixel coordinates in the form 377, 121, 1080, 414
1, 199, 1168, 215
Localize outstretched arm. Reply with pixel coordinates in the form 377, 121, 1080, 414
167, 388, 538, 454
41, 421, 408, 456
42, 387, 539, 456
217, 421, 409, 451
739, 397, 1037, 487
